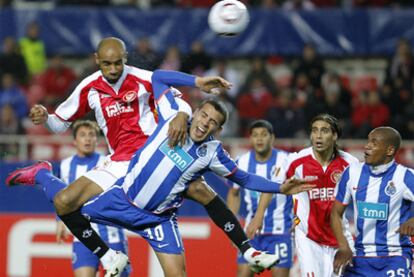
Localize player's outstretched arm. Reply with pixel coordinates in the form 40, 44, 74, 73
279, 178, 315, 195
195, 76, 231, 94
396, 217, 414, 236
331, 201, 353, 275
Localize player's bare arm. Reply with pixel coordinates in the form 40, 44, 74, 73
168, 112, 189, 147
279, 178, 315, 195
195, 76, 232, 95
29, 104, 48, 125
396, 217, 414, 236
331, 201, 353, 274
245, 193, 272, 239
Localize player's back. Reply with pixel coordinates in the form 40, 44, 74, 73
237, 149, 292, 235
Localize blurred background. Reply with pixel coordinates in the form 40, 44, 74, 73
1, 0, 414, 276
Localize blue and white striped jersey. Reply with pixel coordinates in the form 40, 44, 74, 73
336, 160, 414, 258
59, 153, 126, 244
232, 149, 293, 235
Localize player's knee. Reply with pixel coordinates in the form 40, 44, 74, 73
54, 190, 78, 214
186, 181, 216, 205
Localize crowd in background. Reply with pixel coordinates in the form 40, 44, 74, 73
1, 19, 414, 150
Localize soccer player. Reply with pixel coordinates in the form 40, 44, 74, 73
56, 120, 130, 277
227, 119, 293, 277
249, 114, 359, 277
331, 127, 414, 276
23, 37, 271, 275
7, 70, 314, 277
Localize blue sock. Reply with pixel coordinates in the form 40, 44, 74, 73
35, 169, 66, 203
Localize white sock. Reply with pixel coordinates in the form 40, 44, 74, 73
100, 248, 117, 269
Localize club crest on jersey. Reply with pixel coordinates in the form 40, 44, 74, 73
330, 170, 342, 184
197, 144, 208, 157
159, 140, 194, 171
123, 91, 137, 103
384, 181, 397, 196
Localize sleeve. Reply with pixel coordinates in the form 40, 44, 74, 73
335, 166, 352, 205
54, 80, 92, 122
227, 169, 281, 193
227, 158, 240, 189
402, 168, 414, 201
45, 114, 72, 133
209, 144, 238, 177
151, 70, 196, 122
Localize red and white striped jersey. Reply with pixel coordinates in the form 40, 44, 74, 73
276, 147, 358, 247
54, 65, 157, 161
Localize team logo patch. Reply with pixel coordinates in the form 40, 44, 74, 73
385, 181, 397, 196
197, 144, 208, 157
271, 165, 281, 177
330, 170, 342, 183
123, 91, 137, 103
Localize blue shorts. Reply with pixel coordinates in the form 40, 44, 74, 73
82, 186, 184, 254
343, 256, 412, 276
72, 240, 131, 276
237, 234, 293, 268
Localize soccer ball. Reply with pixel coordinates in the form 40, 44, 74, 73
208, 0, 249, 37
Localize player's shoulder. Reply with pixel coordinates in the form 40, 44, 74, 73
59, 155, 75, 169
288, 147, 313, 164
273, 148, 289, 159
337, 150, 359, 165
126, 65, 153, 81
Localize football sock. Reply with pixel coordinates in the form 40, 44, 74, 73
59, 209, 109, 258
35, 169, 66, 202
205, 195, 251, 254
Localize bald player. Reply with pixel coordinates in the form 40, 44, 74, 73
24, 37, 276, 276
331, 127, 414, 276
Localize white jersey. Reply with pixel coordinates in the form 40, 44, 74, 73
232, 149, 292, 235
336, 160, 414, 258
59, 153, 126, 244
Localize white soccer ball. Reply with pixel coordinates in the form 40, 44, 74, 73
208, 0, 249, 37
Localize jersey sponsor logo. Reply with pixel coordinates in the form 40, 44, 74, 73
123, 91, 137, 103
196, 144, 208, 157
159, 140, 194, 171
330, 170, 343, 184
105, 101, 134, 117
308, 187, 335, 201
385, 181, 397, 196
357, 201, 388, 220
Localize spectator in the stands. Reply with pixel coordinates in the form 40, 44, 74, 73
237, 77, 273, 136
0, 73, 28, 120
19, 21, 47, 76
385, 38, 414, 92
240, 57, 277, 97
181, 41, 212, 75
128, 37, 160, 71
39, 54, 77, 109
0, 104, 25, 160
0, 36, 28, 85
292, 43, 324, 90
352, 91, 390, 138
159, 45, 182, 71
205, 59, 241, 101
266, 88, 306, 138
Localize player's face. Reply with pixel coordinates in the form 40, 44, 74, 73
310, 120, 337, 154
74, 126, 98, 156
364, 130, 391, 166
96, 48, 125, 84
250, 127, 274, 156
190, 103, 224, 143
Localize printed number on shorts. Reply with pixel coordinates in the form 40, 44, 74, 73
274, 242, 288, 258
386, 268, 406, 277
144, 225, 165, 241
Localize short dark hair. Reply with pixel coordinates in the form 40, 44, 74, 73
249, 119, 274, 135
72, 120, 100, 138
199, 99, 228, 126
310, 113, 342, 138
373, 126, 402, 154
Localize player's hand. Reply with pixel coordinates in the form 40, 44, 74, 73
279, 178, 316, 195
246, 216, 263, 239
168, 112, 189, 148
56, 220, 71, 243
333, 246, 353, 275
29, 104, 48, 125
396, 217, 414, 236
195, 76, 232, 95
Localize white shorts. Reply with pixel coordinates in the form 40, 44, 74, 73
295, 229, 339, 277
83, 158, 130, 191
